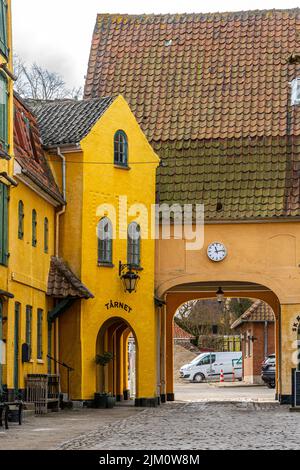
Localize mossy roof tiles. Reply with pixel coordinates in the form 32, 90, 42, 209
85, 9, 300, 220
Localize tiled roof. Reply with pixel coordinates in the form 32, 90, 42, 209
13, 94, 64, 205
47, 256, 94, 299
173, 322, 195, 340
156, 138, 300, 219
85, 10, 300, 141
85, 10, 300, 220
33, 97, 114, 146
231, 300, 275, 329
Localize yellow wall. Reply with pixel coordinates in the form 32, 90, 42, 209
156, 222, 300, 401
5, 181, 55, 389
59, 96, 160, 400
0, 0, 13, 293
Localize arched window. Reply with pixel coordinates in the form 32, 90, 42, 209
18, 200, 24, 240
97, 217, 113, 265
44, 217, 49, 253
32, 209, 37, 247
127, 222, 141, 267
114, 130, 128, 167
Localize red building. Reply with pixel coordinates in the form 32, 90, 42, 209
231, 301, 275, 384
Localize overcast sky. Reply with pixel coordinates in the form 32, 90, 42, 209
12, 0, 300, 91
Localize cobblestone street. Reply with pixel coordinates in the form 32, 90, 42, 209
59, 402, 300, 450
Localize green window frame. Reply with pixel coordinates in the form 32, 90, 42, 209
32, 209, 37, 247
97, 217, 113, 265
127, 222, 141, 267
25, 305, 32, 360
47, 321, 52, 374
0, 299, 3, 390
37, 309, 43, 360
18, 200, 24, 240
44, 217, 48, 253
0, 182, 8, 265
0, 72, 8, 155
14, 302, 20, 391
114, 130, 128, 167
0, 0, 8, 57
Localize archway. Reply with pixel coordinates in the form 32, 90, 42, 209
159, 281, 280, 402
96, 317, 138, 402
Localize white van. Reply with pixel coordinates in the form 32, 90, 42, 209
179, 351, 242, 383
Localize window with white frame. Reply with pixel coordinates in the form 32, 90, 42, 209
291, 78, 300, 105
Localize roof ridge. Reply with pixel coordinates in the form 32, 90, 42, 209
96, 8, 300, 19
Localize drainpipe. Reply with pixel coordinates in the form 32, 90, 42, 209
55, 147, 66, 257
54, 147, 66, 374
264, 321, 268, 360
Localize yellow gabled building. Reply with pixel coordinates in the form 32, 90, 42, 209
35, 96, 160, 404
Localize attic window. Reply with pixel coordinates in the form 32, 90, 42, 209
164, 39, 172, 47
216, 202, 223, 212
291, 78, 300, 105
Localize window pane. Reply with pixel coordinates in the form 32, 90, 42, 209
18, 201, 24, 240
98, 217, 113, 264
26, 306, 32, 360
0, 73, 8, 153
114, 131, 128, 166
44, 218, 48, 253
32, 210, 37, 247
0, 1, 8, 56
0, 183, 8, 265
127, 222, 141, 266
37, 309, 43, 359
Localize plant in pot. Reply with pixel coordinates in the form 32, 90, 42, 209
94, 352, 114, 408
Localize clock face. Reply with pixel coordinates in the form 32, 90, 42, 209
207, 242, 227, 262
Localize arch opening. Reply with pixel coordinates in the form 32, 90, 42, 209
96, 317, 138, 403
161, 280, 279, 403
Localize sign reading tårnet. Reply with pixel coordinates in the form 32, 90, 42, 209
105, 300, 132, 313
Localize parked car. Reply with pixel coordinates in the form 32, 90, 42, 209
261, 353, 276, 388
180, 351, 242, 383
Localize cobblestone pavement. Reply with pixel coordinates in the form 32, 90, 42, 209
59, 402, 300, 450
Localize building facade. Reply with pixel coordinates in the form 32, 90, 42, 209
85, 10, 300, 404
34, 96, 160, 404
231, 300, 275, 384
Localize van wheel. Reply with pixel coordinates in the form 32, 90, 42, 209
193, 373, 205, 383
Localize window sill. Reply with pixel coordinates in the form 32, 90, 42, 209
114, 164, 131, 171
29, 359, 34, 364
37, 359, 44, 364
98, 262, 115, 268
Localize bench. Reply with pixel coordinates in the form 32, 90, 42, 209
0, 402, 23, 430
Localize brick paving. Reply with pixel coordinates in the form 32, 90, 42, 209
59, 402, 300, 450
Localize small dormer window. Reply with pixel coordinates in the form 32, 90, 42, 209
291, 78, 300, 105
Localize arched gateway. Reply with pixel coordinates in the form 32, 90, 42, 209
155, 224, 300, 404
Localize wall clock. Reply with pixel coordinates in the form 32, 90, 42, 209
207, 242, 227, 262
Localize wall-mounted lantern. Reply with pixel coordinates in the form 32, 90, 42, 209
216, 287, 224, 303
119, 262, 140, 293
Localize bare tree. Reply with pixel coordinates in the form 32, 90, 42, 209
14, 55, 82, 101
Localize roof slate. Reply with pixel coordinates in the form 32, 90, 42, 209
33, 97, 114, 146
85, 9, 300, 142
13, 94, 64, 204
47, 257, 94, 299
231, 300, 275, 329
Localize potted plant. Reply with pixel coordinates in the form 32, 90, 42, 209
94, 352, 114, 408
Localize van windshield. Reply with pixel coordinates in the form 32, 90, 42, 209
190, 353, 207, 364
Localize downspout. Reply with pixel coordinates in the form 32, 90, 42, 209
55, 147, 66, 373
55, 147, 66, 257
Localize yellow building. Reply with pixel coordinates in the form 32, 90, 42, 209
34, 96, 160, 404
0, 0, 17, 395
